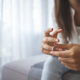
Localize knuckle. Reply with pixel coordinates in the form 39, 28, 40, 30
45, 29, 49, 34
71, 51, 75, 58
42, 42, 51, 51
58, 53, 61, 57
41, 48, 45, 54
52, 31, 56, 35
46, 45, 52, 50
45, 37, 54, 42
74, 68, 79, 71
49, 37, 53, 42
46, 45, 49, 50
59, 53, 63, 57
50, 37, 56, 42
51, 37, 55, 40
43, 37, 48, 43
41, 48, 49, 55
72, 59, 76, 64
45, 37, 49, 42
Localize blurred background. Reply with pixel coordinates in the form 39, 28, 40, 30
0, 0, 55, 68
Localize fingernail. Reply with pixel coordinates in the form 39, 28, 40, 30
51, 28, 53, 31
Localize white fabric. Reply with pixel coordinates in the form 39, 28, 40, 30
53, 8, 80, 44
2, 55, 48, 80
70, 8, 80, 44
0, 0, 54, 66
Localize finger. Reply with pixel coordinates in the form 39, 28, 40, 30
58, 57, 75, 64
54, 48, 63, 51
42, 37, 59, 43
55, 44, 69, 49
42, 43, 54, 51
61, 62, 74, 70
55, 44, 73, 50
61, 62, 79, 71
41, 48, 54, 55
52, 29, 63, 37
44, 28, 53, 37
50, 50, 72, 58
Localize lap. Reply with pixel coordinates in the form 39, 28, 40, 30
42, 56, 80, 80
43, 56, 68, 74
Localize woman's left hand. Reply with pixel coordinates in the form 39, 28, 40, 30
50, 44, 80, 71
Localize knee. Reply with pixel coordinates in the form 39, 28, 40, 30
43, 56, 59, 70
45, 56, 58, 65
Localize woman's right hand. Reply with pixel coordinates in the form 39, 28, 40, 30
41, 28, 63, 55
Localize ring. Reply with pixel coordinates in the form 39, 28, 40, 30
51, 46, 54, 51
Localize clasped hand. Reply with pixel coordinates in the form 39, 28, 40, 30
41, 28, 80, 71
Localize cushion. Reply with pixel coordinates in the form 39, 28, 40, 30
28, 62, 80, 80
28, 62, 44, 80
2, 55, 47, 80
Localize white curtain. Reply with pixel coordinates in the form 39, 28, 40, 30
0, 0, 55, 65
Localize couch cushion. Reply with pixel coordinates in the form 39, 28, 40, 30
28, 61, 80, 80
2, 55, 48, 80
32, 61, 44, 69
28, 62, 44, 80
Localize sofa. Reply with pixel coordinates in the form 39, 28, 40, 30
2, 54, 80, 80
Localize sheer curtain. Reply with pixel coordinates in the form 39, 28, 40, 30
0, 0, 54, 66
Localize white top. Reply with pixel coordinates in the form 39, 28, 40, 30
55, 8, 80, 44
76, 27, 80, 40
70, 8, 80, 44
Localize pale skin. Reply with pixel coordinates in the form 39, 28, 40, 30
41, 0, 80, 71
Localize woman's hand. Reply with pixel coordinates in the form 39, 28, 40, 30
41, 28, 63, 55
51, 44, 80, 71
